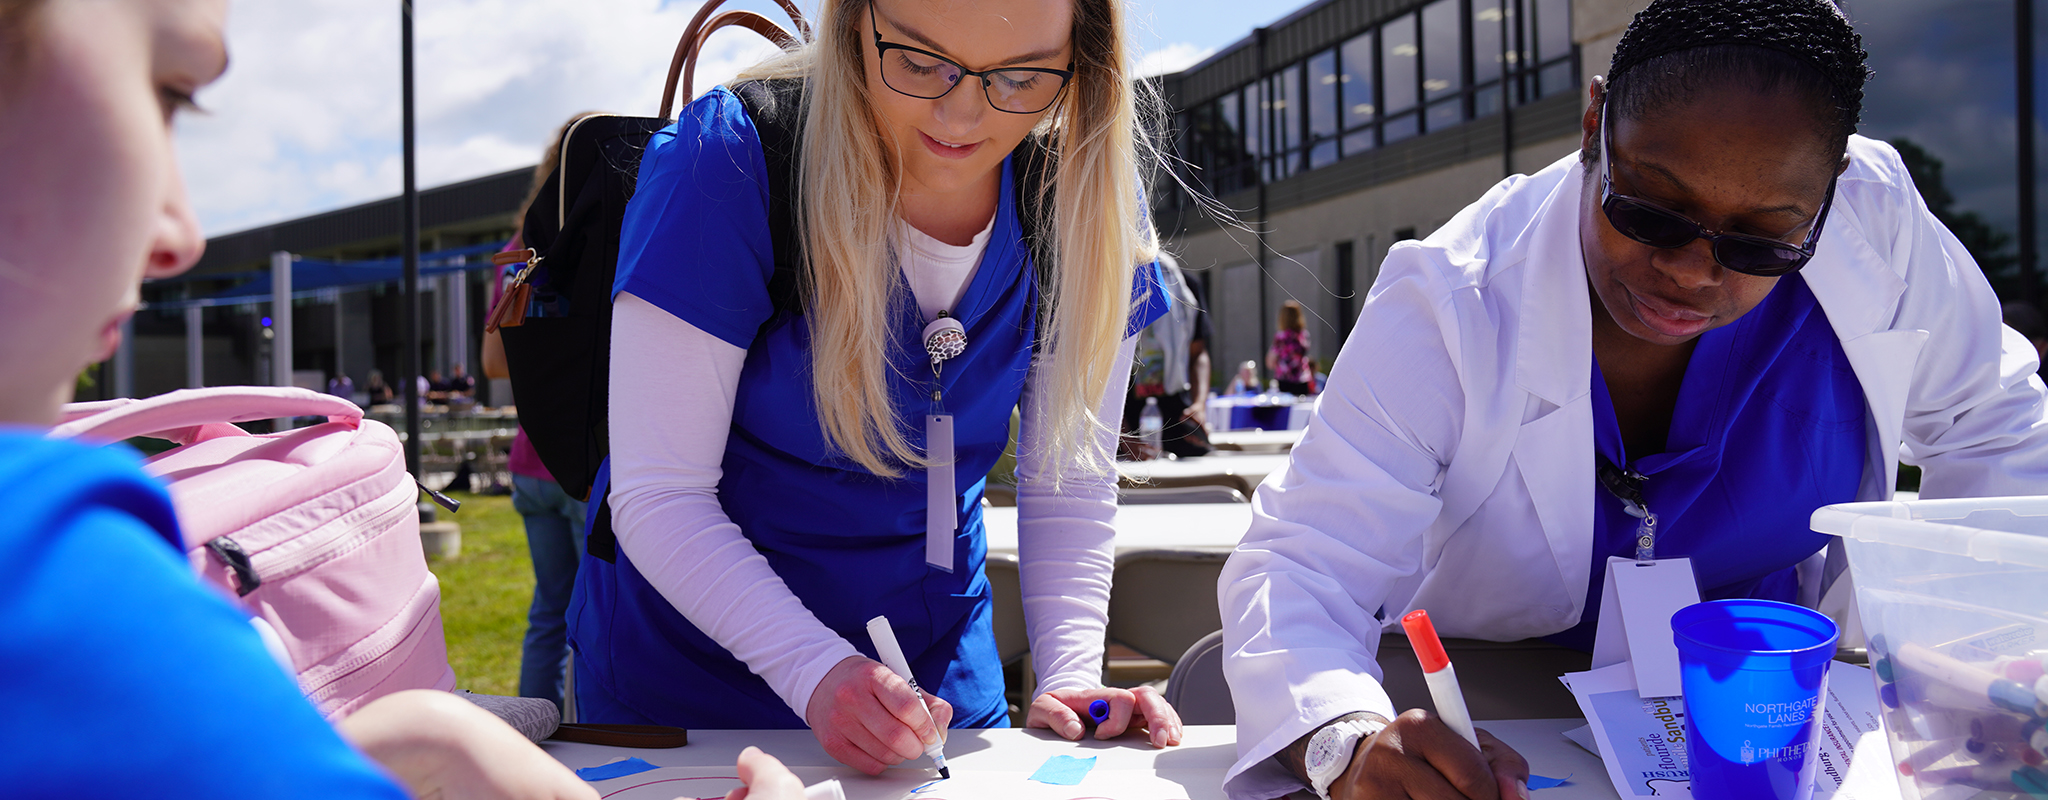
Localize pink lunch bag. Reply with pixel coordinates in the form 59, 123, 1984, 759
54, 386, 458, 719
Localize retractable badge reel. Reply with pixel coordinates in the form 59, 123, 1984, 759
923, 313, 967, 572
1592, 455, 1698, 698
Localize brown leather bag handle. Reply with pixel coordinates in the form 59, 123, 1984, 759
659, 0, 814, 119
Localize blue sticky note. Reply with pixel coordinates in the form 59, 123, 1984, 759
575, 757, 660, 781
1528, 774, 1570, 790
1028, 755, 1098, 785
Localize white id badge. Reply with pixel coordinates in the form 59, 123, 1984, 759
1591, 556, 1700, 698
925, 414, 955, 572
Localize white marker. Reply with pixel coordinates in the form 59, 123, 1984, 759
804, 778, 847, 800
1402, 609, 1480, 748
865, 615, 951, 778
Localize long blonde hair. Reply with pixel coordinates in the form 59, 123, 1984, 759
737, 0, 1160, 479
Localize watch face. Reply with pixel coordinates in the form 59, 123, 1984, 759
1306, 728, 1342, 774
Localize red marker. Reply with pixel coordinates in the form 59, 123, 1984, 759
1403, 609, 1480, 748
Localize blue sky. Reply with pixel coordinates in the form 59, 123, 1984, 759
173, 0, 1300, 237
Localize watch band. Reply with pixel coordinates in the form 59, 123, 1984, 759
1307, 716, 1388, 800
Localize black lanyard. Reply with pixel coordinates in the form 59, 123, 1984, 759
1596, 454, 1659, 562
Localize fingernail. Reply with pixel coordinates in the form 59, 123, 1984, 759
1519, 779, 1531, 800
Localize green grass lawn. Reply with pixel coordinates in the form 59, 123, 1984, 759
429, 491, 531, 697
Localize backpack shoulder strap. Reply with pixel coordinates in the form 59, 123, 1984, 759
729, 78, 808, 336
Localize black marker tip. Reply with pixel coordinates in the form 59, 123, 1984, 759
938, 767, 952, 780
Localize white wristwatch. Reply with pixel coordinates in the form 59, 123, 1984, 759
1304, 715, 1388, 800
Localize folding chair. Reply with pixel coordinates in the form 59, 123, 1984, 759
1163, 630, 1235, 724
1118, 485, 1248, 504
1105, 549, 1231, 684
1116, 471, 1254, 498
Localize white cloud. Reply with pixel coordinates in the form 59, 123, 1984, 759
1136, 42, 1216, 78
176, 0, 789, 236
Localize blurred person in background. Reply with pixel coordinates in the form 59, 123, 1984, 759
1266, 300, 1313, 395
482, 131, 588, 713
1121, 252, 1212, 459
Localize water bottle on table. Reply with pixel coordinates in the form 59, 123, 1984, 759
1138, 397, 1163, 457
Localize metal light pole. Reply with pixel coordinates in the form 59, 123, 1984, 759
401, 0, 422, 474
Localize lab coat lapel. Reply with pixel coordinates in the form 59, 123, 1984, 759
1801, 205, 1919, 502
1510, 163, 1598, 617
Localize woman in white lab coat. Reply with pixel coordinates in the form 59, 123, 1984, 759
1218, 1, 2048, 799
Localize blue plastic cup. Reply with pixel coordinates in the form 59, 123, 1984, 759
1672, 599, 1839, 800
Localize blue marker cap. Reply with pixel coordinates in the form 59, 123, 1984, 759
1088, 699, 1110, 725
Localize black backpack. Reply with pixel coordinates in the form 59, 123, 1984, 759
497, 77, 1055, 562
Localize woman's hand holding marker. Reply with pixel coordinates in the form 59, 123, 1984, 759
1026, 685, 1184, 748
1328, 713, 1530, 800
805, 656, 954, 776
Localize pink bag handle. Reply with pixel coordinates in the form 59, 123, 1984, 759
52, 386, 364, 446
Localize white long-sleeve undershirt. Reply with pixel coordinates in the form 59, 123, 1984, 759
606, 251, 1133, 721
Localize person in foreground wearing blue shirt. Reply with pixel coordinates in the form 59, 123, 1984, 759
1218, 1, 2048, 799
576, 0, 1186, 776
0, 2, 620, 798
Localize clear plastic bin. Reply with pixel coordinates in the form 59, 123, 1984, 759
1811, 497, 2048, 800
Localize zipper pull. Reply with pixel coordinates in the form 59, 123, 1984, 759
416, 477, 462, 514
205, 536, 262, 597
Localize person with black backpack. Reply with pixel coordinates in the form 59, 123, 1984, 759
569, 0, 1186, 775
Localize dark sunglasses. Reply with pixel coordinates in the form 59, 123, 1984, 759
1599, 98, 1835, 277
869, 2, 1074, 115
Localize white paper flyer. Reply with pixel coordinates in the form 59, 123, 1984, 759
1561, 662, 1901, 800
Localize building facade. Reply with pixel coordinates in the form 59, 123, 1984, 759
1154, 0, 1644, 382
112, 168, 530, 404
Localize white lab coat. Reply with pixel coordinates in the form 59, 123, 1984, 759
1218, 137, 2048, 800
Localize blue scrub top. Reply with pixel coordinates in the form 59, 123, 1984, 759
0, 432, 406, 798
1547, 274, 1867, 651
571, 86, 1167, 728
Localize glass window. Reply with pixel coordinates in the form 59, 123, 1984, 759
1540, 60, 1575, 98
1244, 82, 1264, 164
1274, 64, 1302, 156
1174, 109, 1193, 171
1188, 106, 1215, 181
1215, 92, 1241, 169
1310, 139, 1339, 169
1421, 0, 1462, 103
1535, 0, 1570, 65
1426, 97, 1462, 131
1383, 112, 1419, 144
1472, 0, 1505, 86
1218, 91, 1241, 159
1340, 31, 1376, 131
1473, 83, 1502, 118
1342, 129, 1374, 155
1308, 49, 1339, 141
1381, 13, 1418, 115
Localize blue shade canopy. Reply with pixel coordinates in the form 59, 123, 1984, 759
146, 240, 511, 310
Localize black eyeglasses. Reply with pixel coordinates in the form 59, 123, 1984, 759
869, 3, 1074, 115
1598, 98, 1835, 277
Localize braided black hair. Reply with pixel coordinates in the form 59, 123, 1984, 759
1590, 0, 1871, 163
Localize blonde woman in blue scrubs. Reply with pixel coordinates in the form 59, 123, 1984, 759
571, 0, 1188, 775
